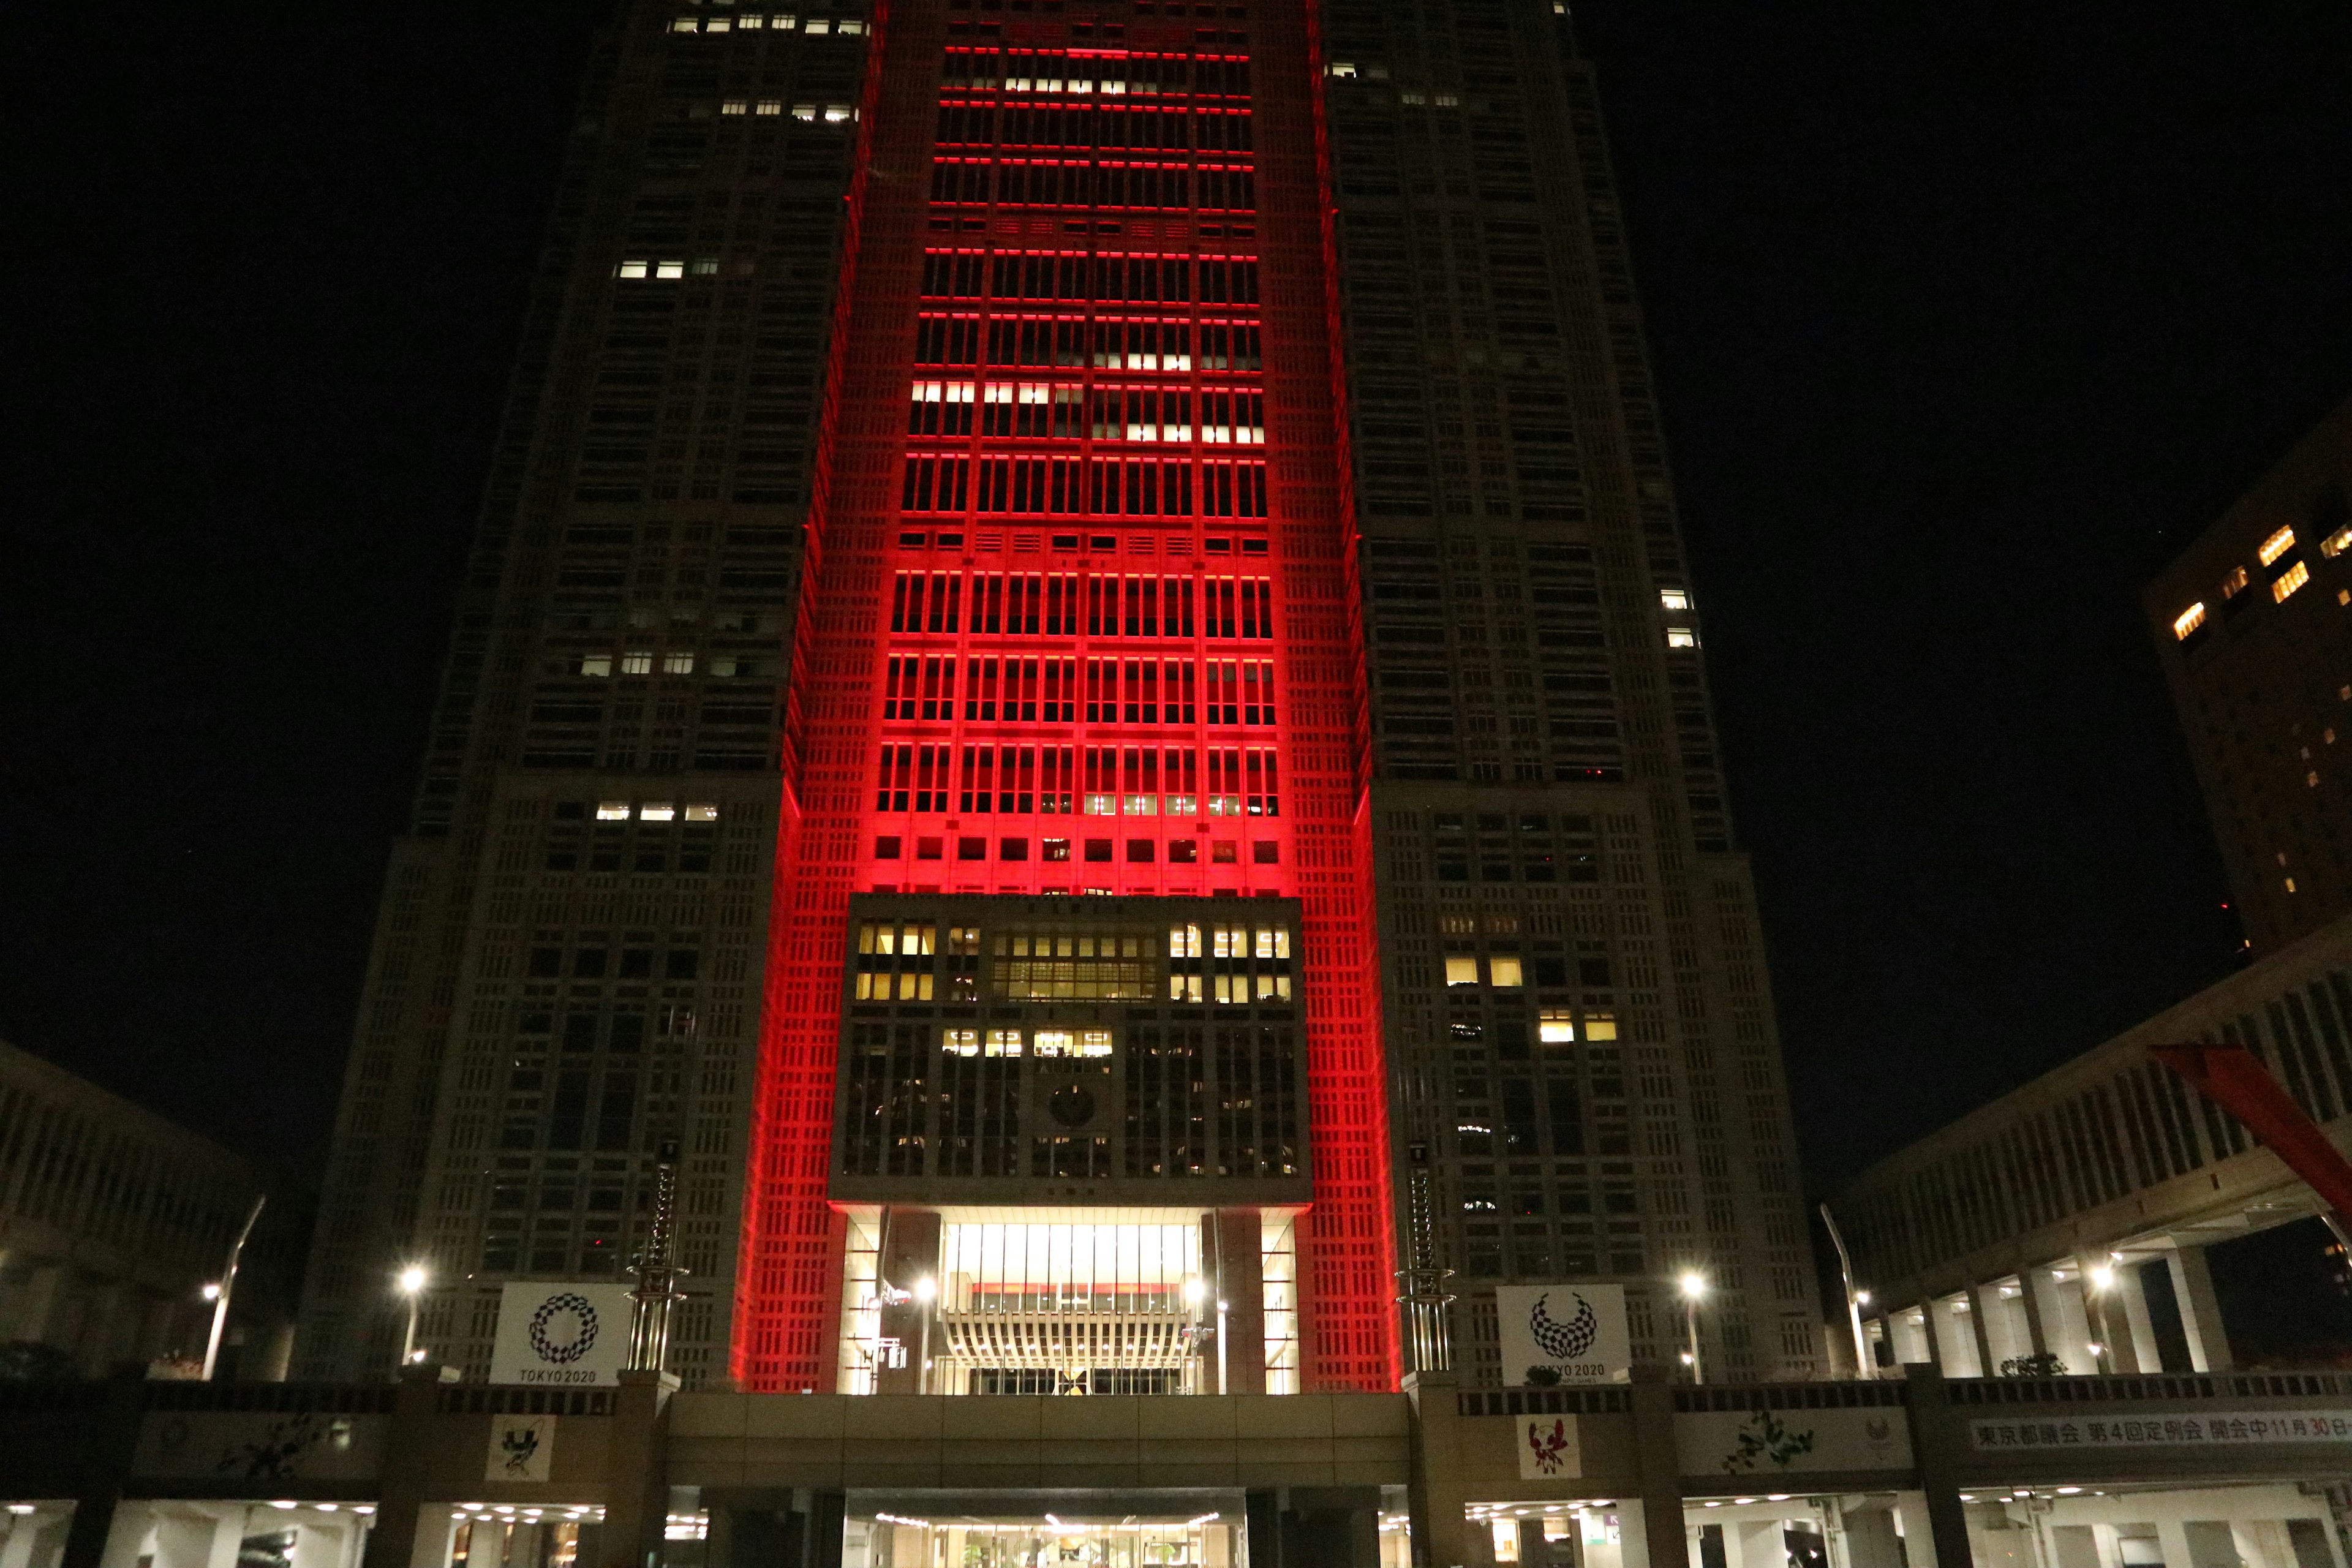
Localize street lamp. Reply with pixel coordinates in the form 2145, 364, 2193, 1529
1678, 1272, 1708, 1385
394, 1265, 428, 1371
2086, 1261, 2117, 1371
200, 1195, 266, 1381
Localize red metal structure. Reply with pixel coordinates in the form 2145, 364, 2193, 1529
733, 0, 1397, 1394
2149, 1042, 2352, 1237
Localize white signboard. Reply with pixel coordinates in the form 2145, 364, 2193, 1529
1517, 1413, 1583, 1479
1495, 1284, 1630, 1387
1677, 1406, 1912, 1476
486, 1414, 554, 1483
1968, 1411, 2352, 1453
490, 1283, 636, 1387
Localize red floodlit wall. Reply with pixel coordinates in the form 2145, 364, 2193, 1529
736, 0, 1397, 1393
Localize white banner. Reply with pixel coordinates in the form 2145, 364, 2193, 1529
1968, 1411, 2352, 1452
490, 1283, 636, 1387
1677, 1406, 1912, 1476
1517, 1413, 1583, 1479
486, 1414, 554, 1482
1495, 1284, 1630, 1387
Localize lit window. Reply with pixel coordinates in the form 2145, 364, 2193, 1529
2323, 527, 2352, 558
692, 257, 718, 276
1490, 956, 1525, 987
669, 17, 698, 31
1444, 956, 1480, 987
2259, 527, 2296, 567
1078, 1030, 1113, 1057
639, 802, 676, 821
1665, 628, 1697, 649
1328, 62, 1357, 78
804, 16, 829, 31
943, 1029, 979, 1057
985, 1029, 1022, 1057
597, 801, 631, 821
1212, 925, 1248, 958
756, 99, 782, 115
1253, 927, 1290, 959
1123, 794, 1158, 815
1034, 1029, 1075, 1057
722, 99, 748, 115
791, 104, 816, 120
1660, 589, 1691, 611
662, 651, 695, 674
839, 17, 865, 32
1166, 793, 1198, 816
739, 13, 764, 27
617, 260, 649, 279
1083, 794, 1116, 816
580, 654, 612, 677
1583, 1012, 1618, 1042
655, 260, 685, 280
705, 15, 729, 29
2220, 564, 2249, 599
685, 804, 719, 822
2286, 877, 2298, 894
1169, 924, 1202, 957
2273, 560, 2311, 602
2172, 603, 2206, 641
1400, 91, 1426, 105
1434, 92, 1460, 107
621, 651, 654, 674
773, 13, 798, 27
1538, 1009, 1575, 1044
824, 105, 853, 123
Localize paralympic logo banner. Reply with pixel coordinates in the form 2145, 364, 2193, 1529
489, 1283, 636, 1387
1495, 1284, 1630, 1387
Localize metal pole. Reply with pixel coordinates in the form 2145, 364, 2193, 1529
627, 1138, 685, 1373
1684, 1295, 1703, 1385
399, 1294, 420, 1368
1216, 1300, 1229, 1395
1817, 1202, 1872, 1379
202, 1194, 266, 1381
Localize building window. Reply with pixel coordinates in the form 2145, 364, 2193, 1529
1660, 589, 1690, 611
2274, 560, 2311, 601
2220, 564, 2250, 599
596, 801, 631, 821
1538, 1009, 1576, 1044
1445, 956, 1480, 987
1490, 956, 1525, 987
986, 1029, 1023, 1057
2172, 603, 2206, 640
663, 652, 695, 674
581, 654, 612, 676
622, 651, 654, 674
2259, 527, 2297, 567
1665, 628, 1697, 649
639, 802, 676, 821
943, 1029, 980, 1057
2323, 526, 2352, 558
1583, 1012, 1618, 1042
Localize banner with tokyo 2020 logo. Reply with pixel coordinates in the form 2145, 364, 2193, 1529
490, 1283, 636, 1387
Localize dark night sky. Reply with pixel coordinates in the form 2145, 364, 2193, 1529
6, 2, 2350, 1197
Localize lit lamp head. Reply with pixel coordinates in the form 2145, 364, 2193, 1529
912, 1276, 937, 1304
1184, 1276, 1207, 1308
1855, 1289, 1871, 1306
1678, 1272, 1708, 1302
200, 1282, 224, 1303
396, 1266, 428, 1297
2088, 1265, 2116, 1292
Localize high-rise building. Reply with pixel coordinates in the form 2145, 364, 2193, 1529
2146, 398, 2352, 956
297, 0, 1817, 1392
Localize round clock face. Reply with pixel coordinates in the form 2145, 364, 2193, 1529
1047, 1083, 1097, 1128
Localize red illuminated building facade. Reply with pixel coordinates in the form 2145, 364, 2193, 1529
298, 0, 1818, 1393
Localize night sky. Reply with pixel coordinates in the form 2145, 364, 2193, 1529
7, 1, 2350, 1203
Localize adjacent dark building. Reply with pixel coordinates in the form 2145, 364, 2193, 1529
2147, 398, 2352, 956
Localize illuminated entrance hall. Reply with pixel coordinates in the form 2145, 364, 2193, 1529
843, 1499, 1254, 1568
744, 0, 1392, 1396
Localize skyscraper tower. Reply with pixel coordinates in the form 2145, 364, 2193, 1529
298, 0, 1817, 1390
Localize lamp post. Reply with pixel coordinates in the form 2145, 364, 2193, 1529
912, 1275, 936, 1395
394, 1265, 428, 1371
2087, 1261, 2117, 1371
1678, 1271, 1708, 1385
200, 1194, 266, 1382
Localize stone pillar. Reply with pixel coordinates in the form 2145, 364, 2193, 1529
875, 1208, 941, 1395
2166, 1245, 2235, 1373
1898, 1365, 1972, 1568
1212, 1208, 1267, 1395
1927, 1297, 1978, 1378
361, 1365, 448, 1568
1720, 1523, 1781, 1568
1964, 1287, 1997, 1376
1403, 1372, 1474, 1568
2155, 1520, 2195, 1568
2016, 1272, 2051, 1359
595, 1370, 677, 1568
1626, 1367, 1687, 1568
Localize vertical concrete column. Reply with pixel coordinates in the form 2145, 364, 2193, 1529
1898, 1365, 1973, 1568
2032, 1266, 2095, 1374
1964, 1287, 1997, 1376
2155, 1521, 2195, 1568
1626, 1368, 1688, 1568
1213, 1208, 1267, 1395
2113, 1264, 2162, 1375
595, 1370, 677, 1568
2165, 1245, 2235, 1373
1927, 1298, 1978, 1378
2016, 1272, 2051, 1359
361, 1366, 449, 1568
1842, 1512, 1902, 1568
58, 1366, 146, 1568
1721, 1524, 1780, 1568
875, 1208, 943, 1395
1403, 1372, 1475, 1568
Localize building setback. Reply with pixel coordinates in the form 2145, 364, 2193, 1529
2146, 398, 2352, 956
296, 0, 1815, 1391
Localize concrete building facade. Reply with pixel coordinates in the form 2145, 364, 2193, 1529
295, 0, 1814, 1392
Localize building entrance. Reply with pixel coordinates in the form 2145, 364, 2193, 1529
845, 1494, 1244, 1568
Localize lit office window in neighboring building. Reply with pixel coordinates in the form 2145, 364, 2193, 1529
2273, 560, 2311, 602
2173, 603, 2206, 640
2259, 527, 2297, 567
